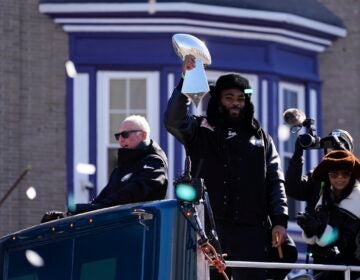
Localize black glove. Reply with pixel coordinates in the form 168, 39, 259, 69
314, 206, 328, 228
293, 137, 304, 157
296, 210, 327, 237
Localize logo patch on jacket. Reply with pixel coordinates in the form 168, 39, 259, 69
143, 164, 154, 170
226, 130, 237, 139
249, 136, 264, 147
121, 173, 133, 182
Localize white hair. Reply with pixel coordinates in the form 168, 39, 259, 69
123, 115, 150, 139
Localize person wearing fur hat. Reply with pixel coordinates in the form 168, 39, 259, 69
285, 129, 354, 266
165, 55, 297, 280
286, 129, 354, 212
297, 150, 360, 279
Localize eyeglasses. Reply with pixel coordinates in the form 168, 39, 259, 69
328, 170, 352, 179
114, 130, 142, 140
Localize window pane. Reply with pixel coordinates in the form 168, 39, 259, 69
7, 240, 72, 280
107, 148, 118, 177
80, 259, 116, 280
109, 113, 127, 144
110, 79, 126, 110
73, 224, 147, 280
283, 89, 299, 153
129, 79, 146, 109
284, 89, 297, 107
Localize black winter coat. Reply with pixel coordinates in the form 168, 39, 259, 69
285, 153, 322, 213
165, 87, 288, 228
302, 185, 360, 269
92, 140, 168, 207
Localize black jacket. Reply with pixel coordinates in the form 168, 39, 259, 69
285, 153, 322, 213
92, 140, 168, 207
302, 184, 360, 267
165, 86, 288, 227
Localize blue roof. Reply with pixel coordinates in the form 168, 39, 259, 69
39, 0, 345, 28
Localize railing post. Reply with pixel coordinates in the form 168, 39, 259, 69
344, 268, 351, 280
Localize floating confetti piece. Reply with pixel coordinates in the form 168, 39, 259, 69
25, 250, 44, 267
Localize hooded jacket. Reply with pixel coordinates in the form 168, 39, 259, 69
165, 78, 288, 227
92, 140, 168, 207
302, 183, 360, 266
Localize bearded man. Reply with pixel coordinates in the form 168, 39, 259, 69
165, 55, 297, 280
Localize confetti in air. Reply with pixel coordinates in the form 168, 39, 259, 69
76, 163, 96, 175
65, 60, 77, 78
25, 250, 44, 267
278, 124, 290, 141
26, 186, 37, 200
148, 0, 156, 14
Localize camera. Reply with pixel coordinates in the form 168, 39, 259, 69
297, 119, 321, 149
283, 108, 322, 149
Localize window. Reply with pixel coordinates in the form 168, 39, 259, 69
278, 82, 305, 219
97, 71, 159, 193
73, 223, 150, 280
7, 240, 73, 280
80, 259, 116, 280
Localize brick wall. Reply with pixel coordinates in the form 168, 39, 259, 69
0, 0, 68, 236
318, 0, 360, 155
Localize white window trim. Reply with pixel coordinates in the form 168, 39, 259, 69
96, 71, 160, 193
278, 81, 305, 161
73, 73, 90, 203
308, 88, 319, 171
261, 79, 269, 132
166, 73, 175, 199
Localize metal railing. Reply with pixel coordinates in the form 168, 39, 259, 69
224, 260, 360, 280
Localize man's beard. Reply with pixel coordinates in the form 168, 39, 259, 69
221, 105, 244, 126
220, 101, 254, 129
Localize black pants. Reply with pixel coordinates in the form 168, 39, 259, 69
210, 222, 298, 280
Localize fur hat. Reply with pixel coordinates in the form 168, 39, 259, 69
213, 73, 252, 97
312, 150, 360, 181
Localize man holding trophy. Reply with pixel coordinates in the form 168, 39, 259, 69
165, 34, 297, 280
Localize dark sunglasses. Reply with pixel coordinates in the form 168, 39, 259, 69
328, 170, 352, 179
114, 130, 142, 140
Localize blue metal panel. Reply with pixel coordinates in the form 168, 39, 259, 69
69, 33, 321, 81
0, 200, 197, 280
207, 38, 268, 72
71, 34, 177, 67
273, 46, 319, 81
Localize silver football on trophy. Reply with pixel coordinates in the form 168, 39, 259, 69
172, 33, 212, 107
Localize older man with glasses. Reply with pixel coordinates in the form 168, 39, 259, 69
70, 115, 168, 214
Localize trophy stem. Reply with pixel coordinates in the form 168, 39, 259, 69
182, 58, 209, 107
